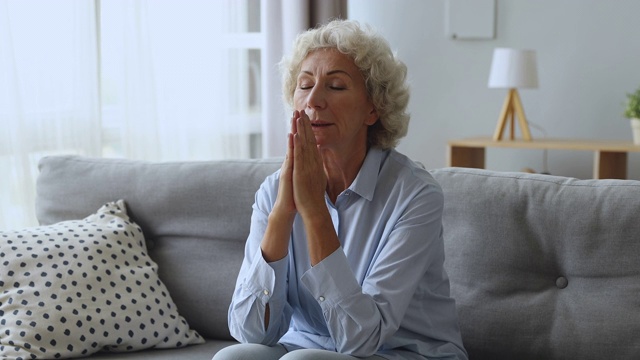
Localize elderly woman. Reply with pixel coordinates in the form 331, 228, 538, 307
213, 20, 467, 360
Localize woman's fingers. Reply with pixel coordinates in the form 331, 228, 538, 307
291, 110, 327, 218
299, 111, 316, 145
295, 110, 318, 149
291, 110, 299, 135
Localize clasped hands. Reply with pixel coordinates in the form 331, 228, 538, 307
264, 110, 340, 266
274, 110, 328, 222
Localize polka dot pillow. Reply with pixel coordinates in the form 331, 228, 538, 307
0, 200, 203, 359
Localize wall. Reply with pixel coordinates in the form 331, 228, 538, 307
349, 0, 640, 179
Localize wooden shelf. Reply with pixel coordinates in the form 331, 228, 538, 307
448, 137, 640, 179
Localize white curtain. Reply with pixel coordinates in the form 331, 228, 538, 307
0, 0, 345, 231
0, 0, 100, 229
101, 0, 252, 161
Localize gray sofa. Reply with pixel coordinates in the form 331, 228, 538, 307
27, 155, 640, 359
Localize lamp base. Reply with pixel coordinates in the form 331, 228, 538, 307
493, 88, 532, 141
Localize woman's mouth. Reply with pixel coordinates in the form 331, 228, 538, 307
311, 121, 332, 127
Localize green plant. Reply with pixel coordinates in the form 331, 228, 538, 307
624, 86, 640, 119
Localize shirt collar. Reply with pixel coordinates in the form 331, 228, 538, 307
348, 147, 385, 201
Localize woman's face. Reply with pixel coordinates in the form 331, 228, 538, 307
293, 48, 377, 153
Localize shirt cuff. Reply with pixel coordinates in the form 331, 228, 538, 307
242, 251, 288, 304
300, 247, 360, 308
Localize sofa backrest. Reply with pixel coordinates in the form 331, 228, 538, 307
430, 167, 640, 360
36, 155, 281, 340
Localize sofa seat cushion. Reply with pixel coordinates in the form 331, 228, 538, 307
88, 339, 236, 359
0, 200, 203, 359
431, 167, 640, 360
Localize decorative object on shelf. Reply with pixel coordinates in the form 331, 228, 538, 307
624, 86, 640, 145
631, 119, 640, 145
488, 48, 538, 141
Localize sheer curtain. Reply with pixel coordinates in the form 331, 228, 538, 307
0, 0, 100, 229
101, 0, 256, 162
1, 0, 345, 231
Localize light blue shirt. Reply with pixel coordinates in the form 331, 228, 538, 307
228, 148, 468, 360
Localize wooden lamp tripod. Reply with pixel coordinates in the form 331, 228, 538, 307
488, 48, 538, 142
493, 88, 532, 141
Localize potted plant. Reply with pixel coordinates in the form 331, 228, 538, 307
624, 86, 640, 145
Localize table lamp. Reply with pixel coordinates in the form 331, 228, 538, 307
488, 48, 538, 141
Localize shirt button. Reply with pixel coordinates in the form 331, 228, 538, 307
318, 296, 325, 302
263, 289, 270, 296
555, 277, 568, 289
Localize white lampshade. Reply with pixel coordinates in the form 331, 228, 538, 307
488, 48, 538, 89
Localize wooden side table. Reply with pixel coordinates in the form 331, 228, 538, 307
448, 137, 640, 179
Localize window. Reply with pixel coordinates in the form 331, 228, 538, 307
0, 0, 267, 229
99, 0, 264, 160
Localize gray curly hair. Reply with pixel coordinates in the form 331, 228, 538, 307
279, 19, 410, 150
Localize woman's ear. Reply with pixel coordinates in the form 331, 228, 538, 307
365, 107, 378, 126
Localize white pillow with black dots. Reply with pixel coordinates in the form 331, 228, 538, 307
0, 200, 203, 359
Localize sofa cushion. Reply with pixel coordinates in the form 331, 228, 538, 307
0, 200, 203, 359
35, 155, 282, 340
88, 339, 236, 359
431, 167, 640, 360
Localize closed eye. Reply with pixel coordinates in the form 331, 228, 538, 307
298, 82, 314, 90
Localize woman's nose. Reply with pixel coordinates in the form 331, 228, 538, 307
306, 85, 326, 109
